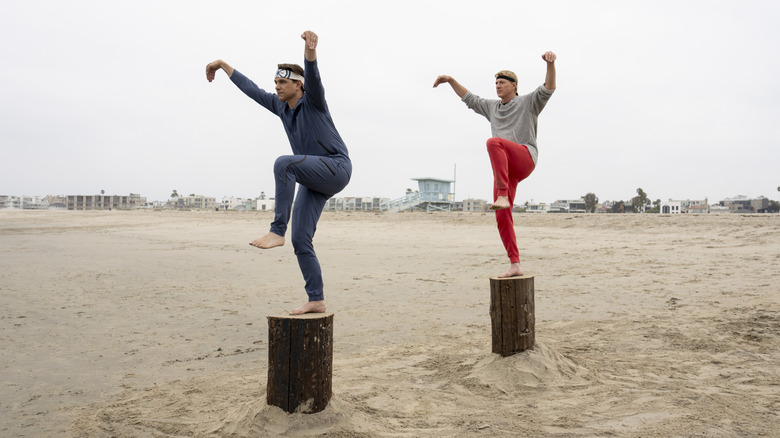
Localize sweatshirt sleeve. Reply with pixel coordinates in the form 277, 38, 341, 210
230, 70, 283, 114
531, 85, 554, 113
462, 91, 492, 120
303, 59, 327, 112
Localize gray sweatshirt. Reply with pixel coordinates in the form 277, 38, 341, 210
462, 85, 554, 165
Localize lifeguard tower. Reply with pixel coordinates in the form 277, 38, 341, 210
381, 177, 455, 212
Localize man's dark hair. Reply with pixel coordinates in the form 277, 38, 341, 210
278, 63, 304, 76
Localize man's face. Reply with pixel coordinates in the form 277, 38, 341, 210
275, 78, 301, 103
495, 78, 516, 102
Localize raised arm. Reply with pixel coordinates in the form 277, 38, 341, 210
433, 75, 469, 98
302, 30, 317, 62
206, 59, 234, 82
541, 51, 556, 90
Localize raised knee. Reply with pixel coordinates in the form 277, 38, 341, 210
486, 137, 502, 150
273, 156, 288, 173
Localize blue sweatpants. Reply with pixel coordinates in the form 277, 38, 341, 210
270, 154, 351, 301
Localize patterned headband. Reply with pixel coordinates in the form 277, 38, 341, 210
275, 68, 304, 83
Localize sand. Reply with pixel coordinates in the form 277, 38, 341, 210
0, 209, 778, 437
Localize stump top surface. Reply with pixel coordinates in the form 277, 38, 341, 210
267, 312, 334, 320
489, 275, 534, 281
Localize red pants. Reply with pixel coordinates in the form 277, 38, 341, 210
486, 137, 535, 263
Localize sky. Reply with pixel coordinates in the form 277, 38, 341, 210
2, 0, 779, 205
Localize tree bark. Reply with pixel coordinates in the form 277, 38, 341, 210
267, 312, 333, 413
490, 276, 535, 356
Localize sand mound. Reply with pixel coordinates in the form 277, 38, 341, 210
467, 341, 590, 391
69, 340, 588, 437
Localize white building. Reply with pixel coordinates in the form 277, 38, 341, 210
0, 195, 21, 209
256, 199, 275, 211
661, 199, 709, 214
324, 196, 389, 211
22, 196, 49, 210
525, 200, 549, 213
550, 199, 586, 213
660, 200, 683, 214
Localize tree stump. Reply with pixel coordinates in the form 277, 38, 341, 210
267, 312, 333, 414
489, 276, 535, 357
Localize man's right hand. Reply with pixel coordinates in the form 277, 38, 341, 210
432, 75, 453, 88
206, 60, 233, 82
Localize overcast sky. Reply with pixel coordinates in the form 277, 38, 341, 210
2, 0, 778, 204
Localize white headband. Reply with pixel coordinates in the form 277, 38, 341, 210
276, 68, 304, 83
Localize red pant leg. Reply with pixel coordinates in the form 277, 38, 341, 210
486, 138, 535, 263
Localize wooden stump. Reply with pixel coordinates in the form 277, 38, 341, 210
267, 312, 333, 414
490, 276, 535, 357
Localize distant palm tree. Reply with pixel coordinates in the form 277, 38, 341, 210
171, 190, 179, 199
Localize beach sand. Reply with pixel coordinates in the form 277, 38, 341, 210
1, 210, 778, 437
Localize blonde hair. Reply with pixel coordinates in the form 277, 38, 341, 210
494, 70, 518, 95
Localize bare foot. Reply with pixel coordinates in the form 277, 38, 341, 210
289, 300, 326, 315
498, 262, 524, 278
490, 196, 511, 210
249, 232, 285, 249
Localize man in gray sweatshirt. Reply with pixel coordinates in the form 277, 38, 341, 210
433, 51, 557, 278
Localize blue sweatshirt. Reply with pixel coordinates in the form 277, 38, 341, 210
230, 59, 349, 159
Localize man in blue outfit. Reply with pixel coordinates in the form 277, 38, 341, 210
206, 30, 351, 315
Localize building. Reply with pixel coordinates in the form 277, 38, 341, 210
323, 197, 345, 211
462, 198, 489, 212
21, 196, 49, 210
221, 196, 248, 210
381, 177, 455, 212
659, 198, 710, 214
256, 198, 275, 211
176, 195, 217, 210
220, 196, 267, 211
660, 200, 683, 214
67, 194, 146, 210
0, 195, 21, 209
550, 199, 586, 213
525, 200, 550, 213
322, 196, 389, 211
719, 195, 770, 213
46, 195, 67, 209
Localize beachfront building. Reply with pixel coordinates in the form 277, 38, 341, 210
661, 200, 682, 214
719, 195, 770, 213
462, 198, 489, 212
550, 199, 586, 213
21, 196, 49, 210
0, 195, 21, 209
525, 200, 550, 213
46, 195, 67, 209
220, 196, 264, 211
67, 194, 146, 210
175, 195, 217, 210
256, 198, 275, 211
661, 199, 709, 214
323, 197, 389, 211
323, 197, 345, 211
709, 204, 730, 214
381, 177, 455, 212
